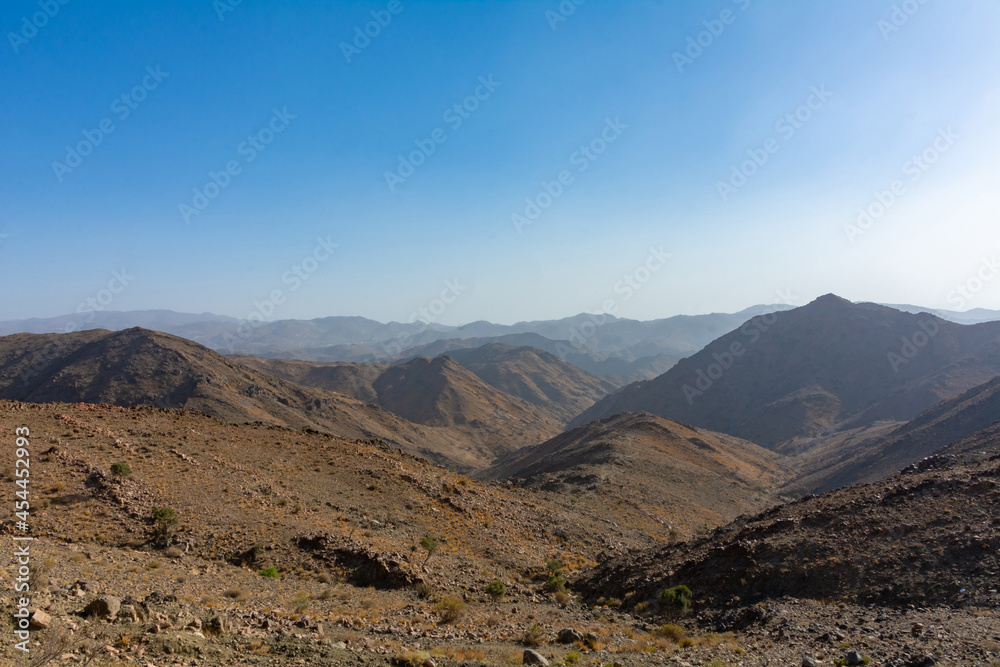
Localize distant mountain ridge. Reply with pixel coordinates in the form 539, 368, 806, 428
571, 295, 1000, 449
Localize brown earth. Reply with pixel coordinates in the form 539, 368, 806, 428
479, 412, 789, 532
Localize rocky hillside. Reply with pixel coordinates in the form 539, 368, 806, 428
0, 329, 543, 469
571, 295, 1000, 448
581, 425, 1000, 614
791, 374, 1000, 493
480, 412, 789, 532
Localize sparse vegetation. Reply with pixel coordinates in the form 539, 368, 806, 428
659, 584, 693, 617
485, 580, 505, 600
258, 566, 280, 579
151, 507, 178, 536
522, 623, 545, 646
420, 535, 439, 564
110, 461, 132, 476
434, 596, 465, 623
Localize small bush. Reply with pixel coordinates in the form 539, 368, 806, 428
110, 462, 131, 477
485, 580, 505, 600
679, 637, 694, 648
415, 581, 433, 599
546, 558, 563, 575
258, 566, 280, 579
434, 596, 465, 623
420, 535, 439, 564
655, 623, 688, 642
151, 507, 178, 536
395, 651, 431, 667
565, 651, 581, 665
607, 597, 622, 608
522, 623, 545, 646
659, 585, 692, 616
547, 574, 566, 592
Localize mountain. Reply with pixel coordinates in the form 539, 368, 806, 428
570, 295, 1000, 448
0, 329, 542, 469
0, 309, 237, 336
479, 411, 788, 533
580, 425, 1000, 613
232, 353, 565, 440
429, 344, 616, 421
789, 374, 1000, 493
886, 303, 1000, 325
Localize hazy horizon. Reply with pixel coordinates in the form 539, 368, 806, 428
3, 1, 998, 323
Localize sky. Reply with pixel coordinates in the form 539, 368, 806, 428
2, 0, 999, 325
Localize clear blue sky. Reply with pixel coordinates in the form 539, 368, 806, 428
2, 0, 999, 324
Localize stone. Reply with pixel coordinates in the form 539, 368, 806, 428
84, 595, 121, 619
802, 657, 818, 667
557, 628, 584, 644
118, 605, 138, 623
846, 651, 865, 665
523, 649, 550, 666
28, 610, 52, 629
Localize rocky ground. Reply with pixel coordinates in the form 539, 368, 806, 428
1, 400, 999, 665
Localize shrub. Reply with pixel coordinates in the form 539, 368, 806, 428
258, 566, 280, 579
110, 462, 132, 477
546, 558, 563, 575
607, 597, 622, 608
522, 623, 545, 646
655, 623, 688, 642
565, 651, 581, 664
546, 574, 566, 592
420, 535, 439, 564
485, 580, 505, 600
434, 596, 465, 623
151, 507, 178, 536
659, 585, 692, 616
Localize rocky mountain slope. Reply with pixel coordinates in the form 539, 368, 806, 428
571, 295, 1000, 449
0, 329, 549, 469
480, 411, 788, 532
581, 422, 1000, 614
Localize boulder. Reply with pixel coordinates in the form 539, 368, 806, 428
523, 649, 550, 666
557, 628, 583, 644
84, 595, 121, 619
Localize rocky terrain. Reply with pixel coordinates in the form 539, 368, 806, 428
0, 329, 564, 470
480, 412, 787, 531
572, 296, 1000, 449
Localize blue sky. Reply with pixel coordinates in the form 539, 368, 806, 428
2, 0, 999, 324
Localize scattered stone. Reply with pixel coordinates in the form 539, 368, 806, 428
557, 628, 583, 644
802, 657, 818, 667
846, 650, 865, 665
84, 595, 121, 619
523, 649, 550, 666
911, 622, 925, 636
28, 610, 52, 629
118, 605, 138, 623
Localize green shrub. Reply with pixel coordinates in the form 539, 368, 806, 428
485, 580, 505, 600
565, 651, 581, 664
546, 574, 566, 592
522, 623, 545, 646
434, 596, 465, 623
151, 507, 178, 536
546, 558, 563, 575
258, 566, 280, 579
110, 462, 131, 477
659, 585, 692, 616
420, 535, 439, 564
